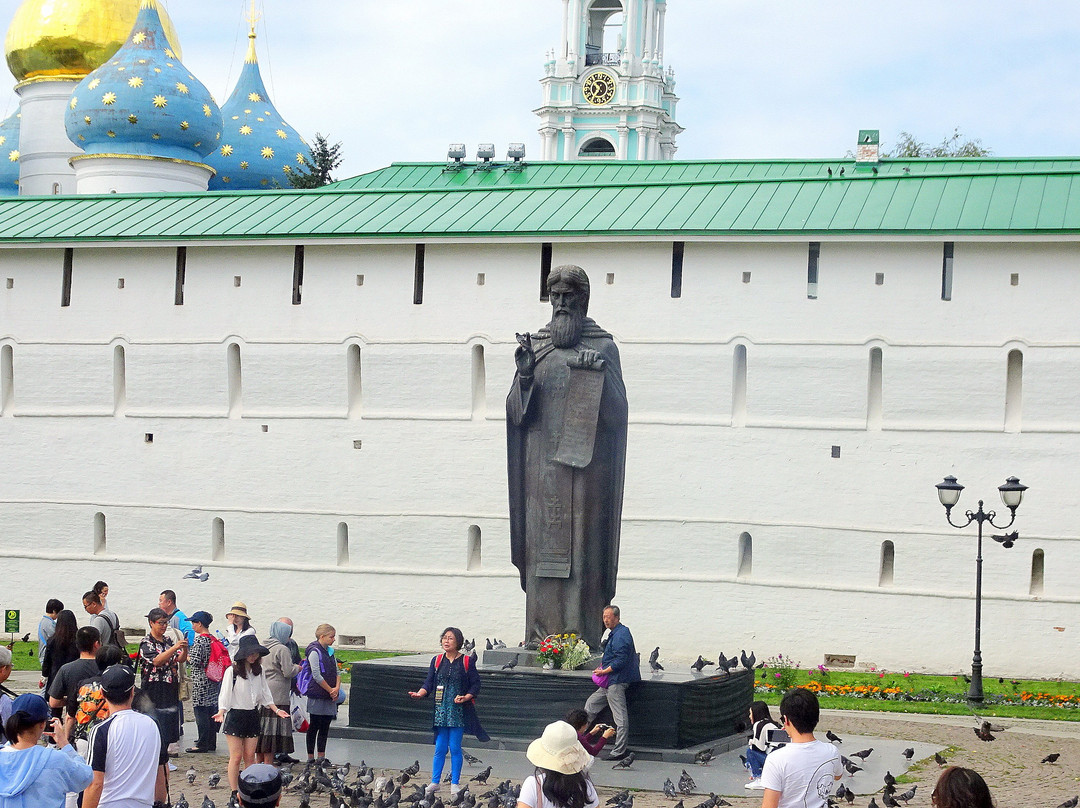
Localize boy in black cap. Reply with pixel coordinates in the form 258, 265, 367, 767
238, 763, 282, 807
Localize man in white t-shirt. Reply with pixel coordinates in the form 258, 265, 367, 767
82, 665, 162, 808
758, 688, 842, 808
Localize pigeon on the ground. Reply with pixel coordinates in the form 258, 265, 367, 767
883, 771, 895, 787
186, 766, 196, 785
470, 768, 491, 784
826, 731, 842, 744
174, 795, 189, 808
901, 748, 914, 760
606, 791, 628, 805
694, 748, 714, 765
463, 752, 483, 766
934, 752, 947, 767
1057, 798, 1078, 808
690, 656, 712, 672
202, 797, 216, 808
678, 770, 696, 794
662, 779, 677, 799
1043, 753, 1062, 764
850, 748, 873, 760
895, 786, 917, 805
867, 800, 879, 808
612, 752, 636, 769
208, 773, 221, 788
843, 761, 861, 775
404, 761, 421, 776
974, 726, 995, 742
649, 647, 664, 672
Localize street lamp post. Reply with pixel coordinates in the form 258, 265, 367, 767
935, 475, 1028, 703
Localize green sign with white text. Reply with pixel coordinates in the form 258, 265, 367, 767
4, 610, 18, 632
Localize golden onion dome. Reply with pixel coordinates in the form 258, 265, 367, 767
5, 0, 182, 83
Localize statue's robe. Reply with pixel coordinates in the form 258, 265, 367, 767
507, 318, 628, 649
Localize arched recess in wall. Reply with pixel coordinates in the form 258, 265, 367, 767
471, 343, 487, 420
212, 518, 225, 561
1, 344, 12, 415
1005, 348, 1023, 432
1030, 548, 1044, 596
879, 540, 895, 586
337, 522, 350, 566
346, 343, 362, 419
732, 344, 747, 426
467, 525, 482, 571
113, 344, 127, 417
227, 343, 242, 418
579, 137, 616, 158
867, 346, 883, 430
93, 512, 106, 555
737, 532, 752, 578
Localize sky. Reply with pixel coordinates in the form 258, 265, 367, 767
3, 0, 1080, 180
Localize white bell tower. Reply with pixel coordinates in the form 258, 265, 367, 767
536, 0, 682, 161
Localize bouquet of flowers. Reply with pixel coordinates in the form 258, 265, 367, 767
537, 633, 592, 670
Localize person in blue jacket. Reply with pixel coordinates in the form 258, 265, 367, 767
584, 605, 640, 760
408, 627, 488, 797
0, 693, 93, 808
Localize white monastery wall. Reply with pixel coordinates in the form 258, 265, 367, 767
1, 237, 1079, 677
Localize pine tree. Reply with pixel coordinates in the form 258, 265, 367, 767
288, 133, 343, 188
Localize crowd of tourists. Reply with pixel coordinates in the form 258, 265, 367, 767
0, 594, 997, 808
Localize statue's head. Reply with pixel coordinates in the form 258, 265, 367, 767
547, 265, 590, 348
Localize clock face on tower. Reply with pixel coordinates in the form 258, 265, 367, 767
582, 71, 617, 106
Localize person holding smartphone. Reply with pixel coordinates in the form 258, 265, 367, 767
0, 693, 93, 808
745, 701, 782, 788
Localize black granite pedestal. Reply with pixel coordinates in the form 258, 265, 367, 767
345, 654, 753, 762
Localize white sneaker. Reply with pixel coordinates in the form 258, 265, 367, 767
167, 762, 177, 772
450, 785, 462, 798
425, 783, 440, 797
745, 780, 765, 790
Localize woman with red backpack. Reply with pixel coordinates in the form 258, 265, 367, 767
186, 611, 226, 753
408, 627, 488, 798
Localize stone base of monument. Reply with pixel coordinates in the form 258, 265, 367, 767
345, 654, 753, 762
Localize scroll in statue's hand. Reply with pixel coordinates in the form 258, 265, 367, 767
569, 348, 605, 372
515, 332, 536, 377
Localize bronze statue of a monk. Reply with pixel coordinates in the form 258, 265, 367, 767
507, 265, 628, 649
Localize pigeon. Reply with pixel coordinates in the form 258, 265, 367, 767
492, 639, 506, 649
1057, 798, 1078, 808
463, 638, 475, 652
183, 566, 208, 581
1044, 753, 1062, 764
186, 766, 197, 785
867, 801, 879, 808
883, 771, 895, 787
485, 639, 493, 650
208, 773, 221, 788
469, 649, 478, 666
895, 786, 917, 805
672, 802, 684, 808
227, 793, 241, 808
694, 748, 714, 766
202, 797, 216, 808
612, 752, 636, 769
501, 660, 518, 671
974, 726, 995, 742
404, 761, 421, 776
463, 752, 483, 766
901, 748, 914, 760
690, 656, 712, 672
690, 795, 719, 808
934, 752, 947, 767
470, 768, 492, 784
175, 795, 190, 808
843, 761, 861, 775
715, 654, 731, 675
882, 793, 899, 808
826, 731, 842, 744
606, 791, 629, 805
678, 770, 696, 794
851, 748, 873, 761
662, 779, 677, 799
740, 650, 755, 670
649, 647, 664, 672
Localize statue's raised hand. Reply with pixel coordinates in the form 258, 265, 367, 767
515, 332, 536, 377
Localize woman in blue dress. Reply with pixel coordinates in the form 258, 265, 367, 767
408, 627, 488, 797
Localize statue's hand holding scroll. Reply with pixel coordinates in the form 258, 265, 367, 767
569, 348, 605, 372
515, 332, 536, 381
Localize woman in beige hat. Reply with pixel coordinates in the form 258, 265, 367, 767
518, 721, 599, 808
223, 602, 256, 655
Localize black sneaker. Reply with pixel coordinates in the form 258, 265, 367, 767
275, 753, 300, 764
605, 751, 631, 761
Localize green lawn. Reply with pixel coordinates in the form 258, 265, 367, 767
756, 668, 1080, 721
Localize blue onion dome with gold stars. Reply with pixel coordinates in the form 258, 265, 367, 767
205, 25, 305, 190
63, 0, 222, 164
0, 110, 21, 196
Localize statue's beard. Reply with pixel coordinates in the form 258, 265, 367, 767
550, 309, 584, 349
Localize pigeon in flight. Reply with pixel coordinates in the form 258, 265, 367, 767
183, 566, 209, 581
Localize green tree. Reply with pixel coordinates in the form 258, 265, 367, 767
883, 128, 991, 158
288, 133, 343, 188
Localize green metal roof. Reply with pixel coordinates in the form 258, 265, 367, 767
4, 157, 1080, 244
